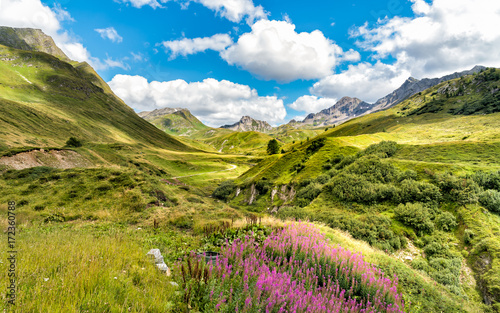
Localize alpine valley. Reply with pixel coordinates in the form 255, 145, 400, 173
1, 26, 500, 313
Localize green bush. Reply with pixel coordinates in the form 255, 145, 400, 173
335, 155, 356, 170
360, 141, 398, 158
65, 137, 83, 148
306, 137, 326, 155
478, 189, 500, 213
435, 173, 480, 205
398, 179, 441, 204
435, 212, 457, 231
471, 170, 500, 191
397, 170, 418, 182
295, 183, 322, 206
314, 174, 330, 184
212, 180, 236, 201
326, 173, 398, 204
255, 178, 270, 195
464, 229, 474, 245
394, 203, 435, 234
345, 156, 398, 183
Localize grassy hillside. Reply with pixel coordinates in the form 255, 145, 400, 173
2, 28, 500, 312
215, 69, 500, 312
141, 109, 209, 137
0, 44, 190, 151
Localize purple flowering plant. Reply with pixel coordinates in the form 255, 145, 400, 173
175, 222, 405, 312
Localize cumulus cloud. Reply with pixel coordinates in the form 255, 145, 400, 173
221, 20, 346, 82
289, 95, 338, 113
196, 0, 267, 24
310, 0, 500, 103
118, 0, 266, 24
352, 0, 500, 78
0, 0, 125, 70
95, 27, 123, 43
117, 0, 168, 9
161, 34, 232, 59
311, 61, 410, 103
107, 75, 286, 126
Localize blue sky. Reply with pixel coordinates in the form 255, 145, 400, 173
1, 0, 499, 126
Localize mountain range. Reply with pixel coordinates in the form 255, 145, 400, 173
138, 66, 486, 132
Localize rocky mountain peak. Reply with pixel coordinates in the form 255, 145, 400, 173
221, 116, 273, 132
0, 26, 70, 61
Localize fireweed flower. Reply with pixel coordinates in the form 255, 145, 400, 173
177, 222, 405, 312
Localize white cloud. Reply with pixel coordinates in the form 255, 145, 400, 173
221, 20, 347, 82
352, 0, 500, 78
95, 27, 123, 43
0, 0, 125, 70
289, 95, 338, 113
161, 34, 232, 59
118, 0, 168, 9
107, 75, 286, 126
195, 0, 267, 24
311, 61, 410, 103
118, 0, 266, 24
310, 0, 500, 104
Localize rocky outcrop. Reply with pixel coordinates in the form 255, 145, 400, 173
0, 26, 70, 61
301, 96, 371, 126
221, 116, 273, 132
147, 249, 171, 275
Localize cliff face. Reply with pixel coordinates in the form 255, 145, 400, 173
301, 96, 371, 126
0, 26, 70, 61
221, 116, 273, 132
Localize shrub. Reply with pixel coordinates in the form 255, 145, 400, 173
435, 212, 457, 231
326, 173, 398, 204
335, 155, 356, 170
212, 180, 236, 201
472, 170, 500, 191
361, 141, 398, 158
397, 170, 418, 182
478, 189, 500, 213
423, 241, 449, 258
306, 137, 326, 155
296, 182, 322, 205
314, 174, 330, 184
255, 178, 270, 195
398, 179, 441, 204
345, 156, 398, 183
65, 137, 82, 148
394, 203, 434, 234
464, 229, 474, 245
435, 173, 480, 205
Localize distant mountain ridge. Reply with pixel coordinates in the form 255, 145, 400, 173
301, 96, 371, 127
291, 65, 487, 128
0, 26, 70, 62
221, 116, 273, 133
369, 65, 486, 113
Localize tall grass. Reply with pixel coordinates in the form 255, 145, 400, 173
0, 226, 176, 312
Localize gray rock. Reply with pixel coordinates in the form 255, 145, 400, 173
220, 116, 273, 133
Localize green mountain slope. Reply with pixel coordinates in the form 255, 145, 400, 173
139, 108, 209, 136
0, 44, 192, 152
218, 68, 500, 311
